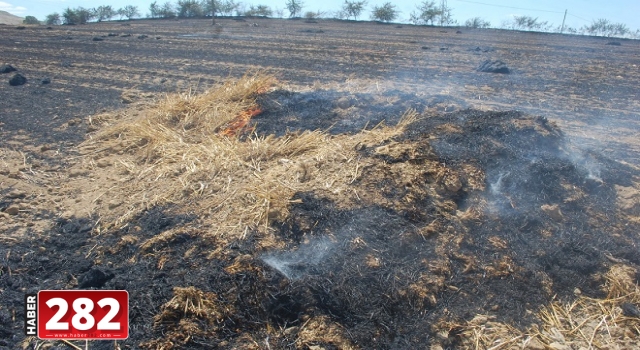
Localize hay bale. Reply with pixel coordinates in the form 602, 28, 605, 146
477, 59, 510, 74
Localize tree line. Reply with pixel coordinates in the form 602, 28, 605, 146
43, 5, 140, 25
31, 0, 638, 39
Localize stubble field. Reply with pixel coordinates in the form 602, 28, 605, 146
1, 18, 639, 349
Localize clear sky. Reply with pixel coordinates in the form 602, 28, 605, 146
2, 0, 639, 31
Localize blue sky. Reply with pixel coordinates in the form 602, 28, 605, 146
2, 0, 638, 31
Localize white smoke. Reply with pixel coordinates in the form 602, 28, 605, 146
262, 236, 335, 280
490, 171, 510, 195
565, 144, 603, 182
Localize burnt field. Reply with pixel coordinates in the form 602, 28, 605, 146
1, 18, 639, 349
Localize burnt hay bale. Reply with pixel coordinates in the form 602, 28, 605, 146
477, 59, 510, 74
0, 65, 17, 74
9, 73, 27, 86
78, 267, 115, 288
469, 46, 494, 53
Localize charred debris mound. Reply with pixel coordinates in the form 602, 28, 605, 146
259, 110, 639, 347
140, 108, 637, 348
10, 76, 638, 349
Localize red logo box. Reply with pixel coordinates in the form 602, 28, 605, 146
37, 290, 129, 340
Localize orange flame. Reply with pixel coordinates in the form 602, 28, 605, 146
220, 106, 263, 137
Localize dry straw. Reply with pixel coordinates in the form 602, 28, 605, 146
82, 73, 418, 252
454, 264, 640, 349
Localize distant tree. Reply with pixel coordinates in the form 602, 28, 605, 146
583, 18, 609, 36
149, 1, 160, 17
465, 17, 490, 28
342, 0, 366, 20
513, 15, 531, 29
554, 23, 580, 34
507, 15, 549, 31
201, 0, 219, 24
333, 10, 346, 19
62, 7, 93, 24
273, 7, 285, 17
371, 2, 397, 22
177, 0, 204, 17
159, 1, 177, 18
609, 22, 629, 37
45, 13, 61, 25
200, 0, 240, 22
218, 0, 239, 15
201, 0, 218, 17
304, 10, 324, 19
75, 7, 96, 23
562, 26, 579, 35
438, 0, 455, 25
23, 16, 40, 25
285, 0, 303, 18
245, 4, 273, 17
62, 8, 79, 24
583, 18, 629, 37
258, 4, 273, 16
94, 5, 116, 22
409, 1, 440, 25
118, 5, 139, 20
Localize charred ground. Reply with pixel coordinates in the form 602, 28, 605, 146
1, 18, 639, 350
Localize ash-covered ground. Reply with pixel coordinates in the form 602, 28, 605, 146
1, 18, 639, 349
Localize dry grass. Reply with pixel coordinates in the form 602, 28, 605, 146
92, 72, 275, 146
82, 73, 418, 253
154, 286, 228, 324
453, 264, 640, 349
141, 286, 232, 349
296, 315, 356, 349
